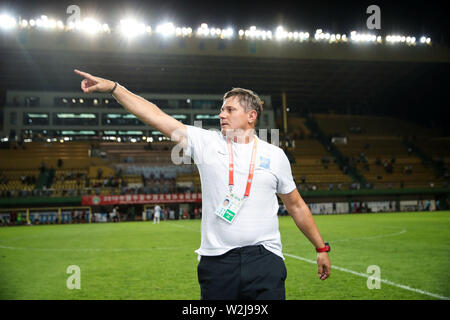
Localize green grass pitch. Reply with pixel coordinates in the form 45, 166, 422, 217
0, 211, 449, 300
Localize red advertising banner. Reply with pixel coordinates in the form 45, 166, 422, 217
81, 193, 202, 206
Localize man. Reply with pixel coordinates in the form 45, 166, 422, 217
112, 206, 119, 223
154, 204, 161, 224
74, 69, 331, 300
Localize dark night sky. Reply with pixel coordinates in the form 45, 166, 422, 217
1, 0, 449, 44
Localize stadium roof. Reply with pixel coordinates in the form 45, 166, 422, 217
0, 0, 449, 131
1, 30, 448, 106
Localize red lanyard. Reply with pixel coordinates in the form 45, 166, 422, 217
227, 137, 258, 198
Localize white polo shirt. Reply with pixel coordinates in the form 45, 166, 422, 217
185, 125, 297, 260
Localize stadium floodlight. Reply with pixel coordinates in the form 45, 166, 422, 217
35, 15, 56, 29
197, 23, 210, 37
1, 12, 432, 49
260, 30, 267, 39
57, 20, 64, 30
101, 24, 109, 33
0, 14, 16, 29
275, 26, 287, 40
249, 26, 256, 38
39, 15, 47, 27
48, 19, 56, 29
119, 19, 146, 38
156, 22, 176, 37
314, 29, 326, 41
243, 26, 270, 40
219, 27, 233, 39
79, 18, 103, 35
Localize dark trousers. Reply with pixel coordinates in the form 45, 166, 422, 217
197, 245, 287, 300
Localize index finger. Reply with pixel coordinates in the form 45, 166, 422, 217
74, 69, 95, 81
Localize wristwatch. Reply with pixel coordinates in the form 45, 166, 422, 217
316, 242, 331, 253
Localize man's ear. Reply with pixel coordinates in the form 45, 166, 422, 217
248, 109, 258, 124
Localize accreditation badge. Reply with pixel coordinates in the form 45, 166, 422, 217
215, 192, 244, 224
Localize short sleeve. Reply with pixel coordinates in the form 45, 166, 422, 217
275, 148, 297, 194
184, 125, 220, 164
184, 125, 203, 158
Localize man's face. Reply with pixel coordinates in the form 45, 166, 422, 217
219, 96, 254, 135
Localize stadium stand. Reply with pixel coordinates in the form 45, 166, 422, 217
287, 138, 353, 191
312, 114, 443, 189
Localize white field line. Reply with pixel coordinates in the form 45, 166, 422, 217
283, 253, 449, 300
330, 228, 407, 242
167, 223, 201, 233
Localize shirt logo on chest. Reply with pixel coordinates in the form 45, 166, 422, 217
259, 156, 271, 169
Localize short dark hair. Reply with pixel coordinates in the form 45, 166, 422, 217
223, 88, 263, 120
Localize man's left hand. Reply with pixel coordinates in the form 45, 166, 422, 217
317, 252, 331, 280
